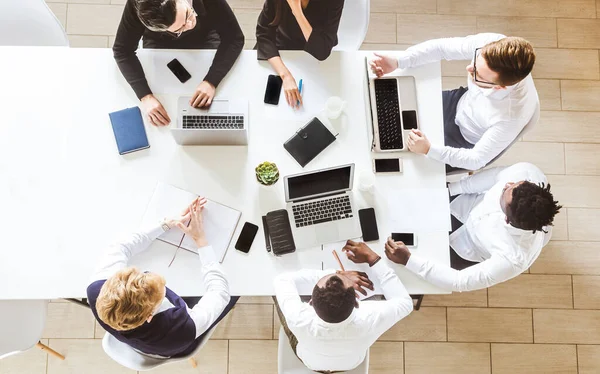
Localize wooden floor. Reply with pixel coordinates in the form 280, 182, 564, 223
2, 0, 599, 373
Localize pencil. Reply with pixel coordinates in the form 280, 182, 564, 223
332, 249, 345, 272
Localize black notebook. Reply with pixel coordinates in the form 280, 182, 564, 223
265, 209, 296, 256
283, 117, 337, 167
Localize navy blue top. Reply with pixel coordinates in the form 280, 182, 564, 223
87, 280, 200, 358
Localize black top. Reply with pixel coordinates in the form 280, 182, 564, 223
255, 0, 344, 61
113, 0, 244, 100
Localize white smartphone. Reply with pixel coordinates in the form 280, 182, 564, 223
392, 232, 417, 247
373, 158, 403, 173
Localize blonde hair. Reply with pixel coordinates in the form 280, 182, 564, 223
96, 267, 166, 331
481, 37, 536, 86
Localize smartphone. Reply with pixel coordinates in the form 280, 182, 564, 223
391, 232, 417, 247
402, 110, 418, 130
235, 222, 259, 253
167, 58, 192, 83
358, 208, 379, 242
264, 75, 283, 105
373, 158, 403, 173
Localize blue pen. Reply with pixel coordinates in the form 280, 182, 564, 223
297, 79, 303, 106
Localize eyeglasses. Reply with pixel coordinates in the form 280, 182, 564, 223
472, 48, 497, 86
170, 0, 197, 38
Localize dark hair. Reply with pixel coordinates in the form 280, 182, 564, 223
135, 0, 178, 31
482, 37, 536, 86
268, 0, 283, 27
311, 275, 355, 323
506, 181, 562, 233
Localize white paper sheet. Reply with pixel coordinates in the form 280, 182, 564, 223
141, 182, 241, 262
385, 188, 451, 232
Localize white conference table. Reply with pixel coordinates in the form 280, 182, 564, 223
0, 47, 450, 299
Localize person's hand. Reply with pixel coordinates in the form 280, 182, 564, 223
174, 197, 208, 247
337, 270, 374, 297
282, 74, 302, 109
141, 94, 171, 126
164, 204, 192, 230
342, 240, 381, 266
407, 129, 431, 155
369, 52, 399, 78
190, 81, 216, 108
384, 237, 411, 265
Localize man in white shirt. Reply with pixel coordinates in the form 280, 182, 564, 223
384, 163, 561, 292
86, 197, 237, 358
370, 33, 539, 171
274, 240, 413, 373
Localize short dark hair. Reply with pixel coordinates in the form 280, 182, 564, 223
506, 181, 562, 233
482, 37, 536, 86
135, 0, 178, 31
311, 275, 355, 323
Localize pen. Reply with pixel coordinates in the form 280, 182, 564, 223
332, 249, 345, 271
297, 79, 303, 106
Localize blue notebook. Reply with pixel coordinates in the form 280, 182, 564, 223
108, 107, 150, 155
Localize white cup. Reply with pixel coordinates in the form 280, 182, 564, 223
325, 96, 347, 119
358, 170, 376, 193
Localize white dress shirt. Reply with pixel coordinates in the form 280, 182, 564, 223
91, 224, 231, 340
396, 33, 540, 170
406, 163, 552, 292
274, 262, 413, 372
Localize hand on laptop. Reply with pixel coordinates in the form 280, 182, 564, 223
369, 53, 399, 78
336, 270, 374, 297
342, 240, 381, 267
384, 237, 411, 265
174, 197, 209, 248
190, 81, 215, 108
141, 94, 171, 126
407, 129, 431, 155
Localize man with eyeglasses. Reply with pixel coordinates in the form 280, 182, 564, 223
113, 0, 244, 126
370, 34, 538, 172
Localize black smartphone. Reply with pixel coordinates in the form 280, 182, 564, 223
402, 110, 418, 130
235, 222, 259, 253
167, 58, 192, 83
264, 75, 283, 105
373, 158, 402, 173
391, 232, 416, 246
358, 208, 379, 242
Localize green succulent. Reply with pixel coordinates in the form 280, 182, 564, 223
255, 161, 280, 186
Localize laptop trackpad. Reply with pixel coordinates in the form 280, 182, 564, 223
190, 99, 228, 113
316, 224, 339, 244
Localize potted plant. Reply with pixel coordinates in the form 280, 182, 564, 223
255, 161, 280, 186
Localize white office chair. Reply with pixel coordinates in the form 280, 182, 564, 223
0, 0, 68, 46
102, 325, 217, 371
277, 327, 369, 374
0, 300, 65, 362
333, 0, 370, 51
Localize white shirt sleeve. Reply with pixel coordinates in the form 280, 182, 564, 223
397, 33, 506, 69
186, 246, 231, 339
448, 166, 506, 196
91, 224, 165, 281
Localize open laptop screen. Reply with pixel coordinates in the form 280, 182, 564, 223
287, 165, 353, 201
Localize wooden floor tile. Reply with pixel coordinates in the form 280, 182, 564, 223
578, 345, 600, 374
229, 340, 277, 374
437, 0, 596, 18
565, 144, 600, 175
448, 308, 533, 343
150, 340, 228, 374
494, 142, 565, 175
560, 80, 600, 112
441, 60, 469, 77
396, 15, 476, 45
531, 241, 600, 275
536, 79, 562, 111
212, 304, 273, 340
442, 76, 468, 90
422, 289, 487, 307
47, 339, 135, 374
68, 35, 109, 48
371, 0, 436, 14
491, 344, 577, 374
488, 274, 573, 309
534, 309, 600, 344
573, 275, 600, 309
525, 111, 600, 143
568, 209, 600, 241
404, 342, 491, 374
94, 320, 105, 339
475, 17, 557, 47
380, 307, 447, 342
227, 0, 264, 8
360, 43, 410, 51
273, 307, 281, 339
0, 339, 48, 374
546, 175, 600, 208
47, 3, 67, 28
550, 208, 569, 241
66, 4, 124, 36
369, 342, 404, 374
233, 9, 261, 43
42, 302, 95, 339
238, 296, 274, 304
533, 49, 600, 80
365, 13, 397, 44
558, 19, 600, 49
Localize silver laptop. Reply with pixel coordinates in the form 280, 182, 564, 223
170, 97, 249, 145
284, 164, 361, 249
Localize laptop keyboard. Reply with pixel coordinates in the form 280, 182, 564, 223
374, 79, 403, 150
292, 195, 353, 228
182, 115, 244, 129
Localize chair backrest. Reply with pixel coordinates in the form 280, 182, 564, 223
0, 300, 48, 359
333, 0, 370, 51
277, 327, 369, 373
102, 325, 217, 371
0, 0, 68, 46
